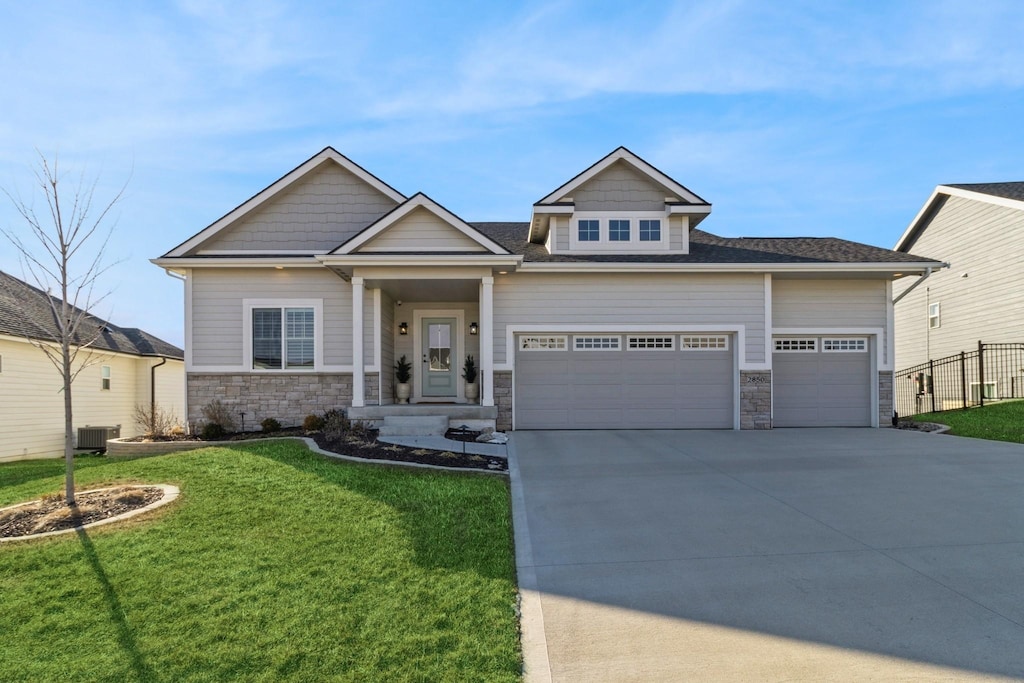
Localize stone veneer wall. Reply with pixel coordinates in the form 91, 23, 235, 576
878, 370, 894, 427
494, 371, 513, 431
188, 373, 366, 428
740, 370, 772, 429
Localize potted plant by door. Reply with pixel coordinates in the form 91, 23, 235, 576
462, 354, 479, 403
395, 355, 412, 404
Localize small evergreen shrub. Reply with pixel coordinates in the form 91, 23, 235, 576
303, 414, 325, 431
261, 417, 281, 432
200, 422, 226, 440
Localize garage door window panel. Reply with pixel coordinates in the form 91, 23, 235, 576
775, 339, 817, 352
681, 335, 729, 350
822, 338, 867, 352
574, 336, 621, 351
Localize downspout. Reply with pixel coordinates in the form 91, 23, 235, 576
892, 266, 942, 305
151, 357, 168, 421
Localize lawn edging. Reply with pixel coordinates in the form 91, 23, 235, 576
0, 484, 180, 543
108, 436, 508, 476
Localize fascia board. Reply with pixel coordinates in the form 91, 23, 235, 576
164, 149, 406, 257
317, 254, 522, 267
517, 261, 942, 274
151, 257, 323, 268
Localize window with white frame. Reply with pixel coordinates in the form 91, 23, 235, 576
520, 335, 568, 351
608, 219, 630, 241
578, 219, 599, 242
574, 336, 621, 350
822, 338, 867, 352
681, 335, 729, 350
929, 302, 940, 329
774, 338, 817, 352
639, 219, 661, 241
101, 365, 111, 390
628, 336, 675, 350
252, 306, 315, 369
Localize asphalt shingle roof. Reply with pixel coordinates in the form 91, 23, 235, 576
945, 182, 1024, 203
0, 270, 183, 359
470, 223, 939, 265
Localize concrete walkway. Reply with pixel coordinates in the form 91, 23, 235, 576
509, 429, 1024, 682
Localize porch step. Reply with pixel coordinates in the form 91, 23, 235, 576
378, 415, 450, 437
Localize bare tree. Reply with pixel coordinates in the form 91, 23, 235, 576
1, 152, 127, 506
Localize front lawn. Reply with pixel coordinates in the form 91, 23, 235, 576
914, 400, 1024, 444
0, 442, 520, 682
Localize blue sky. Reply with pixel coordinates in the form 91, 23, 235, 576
2, 1, 1023, 348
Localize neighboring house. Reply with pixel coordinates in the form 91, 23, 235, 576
0, 270, 184, 462
893, 183, 1024, 369
153, 147, 938, 432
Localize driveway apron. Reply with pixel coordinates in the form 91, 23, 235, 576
509, 429, 1024, 682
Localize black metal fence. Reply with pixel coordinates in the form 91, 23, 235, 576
895, 342, 1024, 418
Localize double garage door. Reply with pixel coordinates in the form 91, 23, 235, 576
773, 337, 872, 427
515, 333, 734, 430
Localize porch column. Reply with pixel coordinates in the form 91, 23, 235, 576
480, 276, 494, 407
352, 276, 365, 408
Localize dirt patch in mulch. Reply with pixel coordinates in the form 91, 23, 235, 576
0, 486, 165, 539
310, 430, 507, 472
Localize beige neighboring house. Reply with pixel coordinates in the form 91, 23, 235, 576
0, 270, 184, 462
893, 183, 1024, 369
153, 147, 939, 432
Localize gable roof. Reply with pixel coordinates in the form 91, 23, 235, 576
473, 223, 941, 267
895, 182, 1024, 252
535, 146, 710, 207
332, 193, 511, 255
0, 270, 183, 359
163, 147, 407, 257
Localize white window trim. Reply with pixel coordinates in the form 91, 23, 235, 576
928, 302, 940, 329
520, 335, 569, 351
627, 335, 675, 350
573, 335, 622, 351
568, 211, 670, 252
681, 335, 730, 350
822, 338, 868, 353
774, 338, 818, 353
101, 365, 111, 390
243, 299, 324, 372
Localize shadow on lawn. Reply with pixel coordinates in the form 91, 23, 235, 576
239, 442, 514, 581
0, 457, 108, 493
76, 528, 154, 682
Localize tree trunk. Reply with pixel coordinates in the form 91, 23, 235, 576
63, 312, 75, 506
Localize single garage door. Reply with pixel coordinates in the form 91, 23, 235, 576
773, 337, 872, 427
514, 334, 734, 429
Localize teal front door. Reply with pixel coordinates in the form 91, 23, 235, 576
421, 318, 457, 397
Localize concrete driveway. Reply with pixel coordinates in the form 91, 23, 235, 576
509, 429, 1024, 682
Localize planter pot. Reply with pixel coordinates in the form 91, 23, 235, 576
396, 382, 411, 404
464, 382, 479, 403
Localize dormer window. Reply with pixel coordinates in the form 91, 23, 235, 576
609, 219, 630, 241
578, 219, 599, 241
639, 219, 661, 241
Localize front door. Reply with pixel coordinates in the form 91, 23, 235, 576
421, 318, 457, 397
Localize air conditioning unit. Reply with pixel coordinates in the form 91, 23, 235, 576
76, 425, 121, 450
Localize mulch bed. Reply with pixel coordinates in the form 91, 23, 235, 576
0, 486, 165, 539
895, 420, 948, 433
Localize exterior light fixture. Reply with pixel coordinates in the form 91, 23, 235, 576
399, 322, 408, 335
470, 322, 479, 335
274, 266, 284, 270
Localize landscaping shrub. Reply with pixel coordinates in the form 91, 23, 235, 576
133, 403, 180, 438
303, 414, 325, 431
200, 422, 226, 440
323, 409, 351, 439
200, 399, 237, 432
261, 417, 281, 433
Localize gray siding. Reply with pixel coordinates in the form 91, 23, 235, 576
190, 268, 351, 366
555, 217, 569, 251
358, 207, 487, 252
894, 195, 1024, 369
195, 162, 399, 253
670, 216, 685, 250
773, 278, 890, 365
493, 273, 765, 365
572, 161, 669, 211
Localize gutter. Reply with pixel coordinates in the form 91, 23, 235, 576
151, 357, 168, 425
892, 263, 949, 304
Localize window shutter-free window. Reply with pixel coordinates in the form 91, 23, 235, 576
101, 365, 111, 390
286, 308, 315, 368
253, 308, 283, 369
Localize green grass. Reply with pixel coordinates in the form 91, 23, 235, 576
914, 400, 1024, 444
0, 442, 520, 682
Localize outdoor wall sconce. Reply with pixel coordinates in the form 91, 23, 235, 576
469, 322, 479, 335
399, 322, 408, 335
